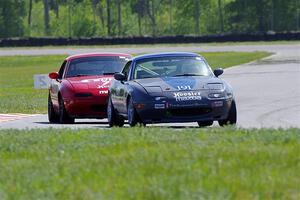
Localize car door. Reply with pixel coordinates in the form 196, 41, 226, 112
113, 61, 132, 113
50, 60, 67, 108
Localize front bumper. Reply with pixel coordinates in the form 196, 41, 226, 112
64, 96, 108, 118
135, 97, 233, 123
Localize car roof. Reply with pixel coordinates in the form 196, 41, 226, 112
132, 52, 202, 61
66, 52, 132, 61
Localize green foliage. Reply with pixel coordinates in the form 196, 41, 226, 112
0, 127, 299, 199
0, 0, 26, 38
55, 0, 96, 37
226, 0, 300, 32
0, 0, 299, 38
0, 51, 270, 114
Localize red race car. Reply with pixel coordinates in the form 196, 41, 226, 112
48, 53, 132, 123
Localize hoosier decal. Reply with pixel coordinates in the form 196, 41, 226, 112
173, 91, 202, 101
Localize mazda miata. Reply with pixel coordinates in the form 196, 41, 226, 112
107, 52, 237, 127
48, 53, 131, 123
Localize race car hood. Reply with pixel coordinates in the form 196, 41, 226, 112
134, 76, 224, 92
66, 75, 114, 92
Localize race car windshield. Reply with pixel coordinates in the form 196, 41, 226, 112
133, 56, 213, 79
66, 56, 129, 78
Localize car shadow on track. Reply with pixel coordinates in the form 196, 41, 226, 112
34, 122, 201, 129
34, 121, 108, 125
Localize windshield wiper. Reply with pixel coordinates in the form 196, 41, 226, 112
75, 74, 90, 77
103, 72, 116, 75
173, 73, 204, 77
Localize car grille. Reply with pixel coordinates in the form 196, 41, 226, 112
167, 107, 211, 117
91, 105, 107, 112
75, 93, 93, 97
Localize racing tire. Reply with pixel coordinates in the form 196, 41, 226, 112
218, 100, 237, 127
48, 94, 59, 123
59, 97, 75, 124
127, 97, 143, 127
107, 97, 124, 127
197, 121, 213, 127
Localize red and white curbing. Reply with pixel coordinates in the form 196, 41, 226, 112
0, 113, 39, 123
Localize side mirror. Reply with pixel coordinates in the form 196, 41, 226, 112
49, 72, 59, 79
213, 68, 224, 77
114, 73, 126, 81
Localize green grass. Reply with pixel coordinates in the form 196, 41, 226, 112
0, 127, 299, 199
0, 52, 271, 114
0, 55, 66, 114
202, 52, 271, 68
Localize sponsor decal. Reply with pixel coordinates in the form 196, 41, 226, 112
155, 97, 166, 101
81, 77, 112, 84
99, 90, 108, 94
119, 56, 130, 61
80, 78, 112, 91
173, 91, 201, 101
97, 78, 112, 89
168, 103, 206, 108
154, 104, 165, 109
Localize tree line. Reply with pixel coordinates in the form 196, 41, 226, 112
0, 0, 299, 38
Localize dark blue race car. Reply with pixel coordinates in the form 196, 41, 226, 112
107, 52, 237, 127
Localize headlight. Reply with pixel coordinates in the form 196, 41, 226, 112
145, 86, 162, 94
207, 83, 224, 90
208, 93, 224, 98
208, 92, 233, 99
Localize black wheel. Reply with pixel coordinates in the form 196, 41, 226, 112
218, 100, 237, 126
107, 97, 124, 127
59, 97, 75, 124
127, 97, 140, 127
48, 94, 59, 123
197, 121, 213, 127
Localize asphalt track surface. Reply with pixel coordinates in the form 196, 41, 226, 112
0, 44, 299, 129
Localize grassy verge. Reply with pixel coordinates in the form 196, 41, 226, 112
0, 52, 271, 114
0, 127, 299, 199
0, 55, 66, 114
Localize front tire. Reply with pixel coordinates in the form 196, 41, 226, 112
59, 97, 75, 124
48, 94, 59, 123
127, 97, 140, 127
107, 97, 124, 127
218, 100, 237, 126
